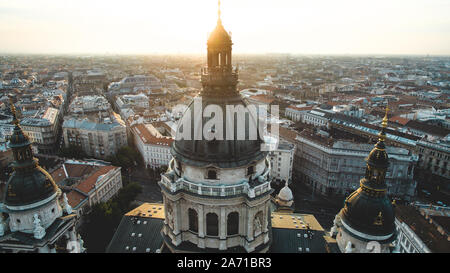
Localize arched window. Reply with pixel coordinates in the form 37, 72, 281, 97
227, 212, 239, 235
188, 208, 198, 233
207, 169, 217, 180
206, 213, 218, 236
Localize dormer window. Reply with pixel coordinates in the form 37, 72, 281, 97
207, 169, 218, 180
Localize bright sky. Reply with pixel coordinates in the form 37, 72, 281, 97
0, 0, 449, 55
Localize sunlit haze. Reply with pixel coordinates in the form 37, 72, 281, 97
1, 0, 449, 55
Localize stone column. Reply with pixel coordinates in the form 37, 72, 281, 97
219, 207, 226, 250
198, 204, 205, 249
247, 209, 254, 241
173, 202, 180, 235
172, 201, 182, 246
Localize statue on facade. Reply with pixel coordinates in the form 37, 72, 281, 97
33, 214, 46, 240
63, 193, 73, 214
253, 216, 262, 236
78, 234, 86, 253
330, 215, 340, 237
0, 213, 8, 236
345, 241, 353, 253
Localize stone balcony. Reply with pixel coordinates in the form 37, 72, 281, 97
160, 158, 272, 199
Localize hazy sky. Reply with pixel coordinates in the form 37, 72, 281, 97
0, 0, 449, 55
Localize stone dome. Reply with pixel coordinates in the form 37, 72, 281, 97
172, 96, 267, 168
277, 183, 293, 202
4, 165, 59, 208
207, 20, 232, 46
3, 119, 58, 208
366, 141, 389, 169
339, 188, 395, 241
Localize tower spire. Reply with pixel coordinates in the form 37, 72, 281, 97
378, 105, 389, 142
9, 97, 19, 125
218, 0, 222, 23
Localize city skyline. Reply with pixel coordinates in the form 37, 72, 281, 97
0, 0, 449, 56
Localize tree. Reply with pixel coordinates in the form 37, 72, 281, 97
79, 182, 142, 252
106, 146, 142, 169
59, 144, 87, 159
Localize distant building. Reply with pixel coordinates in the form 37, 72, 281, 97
285, 105, 313, 122
269, 143, 295, 184
20, 107, 60, 154
332, 105, 365, 118
50, 159, 122, 214
68, 95, 110, 114
70, 165, 122, 213
108, 75, 162, 94
131, 123, 173, 169
294, 129, 418, 200
416, 140, 450, 181
394, 204, 450, 253
302, 109, 331, 128
115, 93, 149, 110
62, 112, 127, 159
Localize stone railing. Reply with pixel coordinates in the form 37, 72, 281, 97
161, 160, 271, 199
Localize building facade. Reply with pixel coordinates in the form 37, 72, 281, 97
285, 105, 313, 122
416, 140, 450, 181
131, 123, 173, 169
62, 113, 127, 159
294, 130, 418, 200
20, 107, 60, 154
269, 143, 295, 184
393, 204, 450, 253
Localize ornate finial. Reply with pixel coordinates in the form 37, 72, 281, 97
378, 105, 389, 142
218, 0, 222, 23
382, 105, 389, 129
9, 97, 19, 125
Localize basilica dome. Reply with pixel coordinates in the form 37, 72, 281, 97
3, 118, 58, 208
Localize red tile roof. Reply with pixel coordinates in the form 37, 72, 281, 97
132, 124, 174, 146
75, 165, 119, 195
50, 163, 99, 185
287, 105, 313, 112
66, 190, 88, 208
248, 95, 275, 104
390, 116, 410, 126
51, 167, 67, 184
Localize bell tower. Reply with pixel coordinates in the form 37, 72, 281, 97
201, 0, 238, 98
330, 107, 397, 253
160, 0, 272, 253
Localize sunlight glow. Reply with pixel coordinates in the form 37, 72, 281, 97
0, 0, 449, 55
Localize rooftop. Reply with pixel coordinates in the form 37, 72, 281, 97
131, 123, 173, 147
75, 165, 119, 195
395, 204, 450, 253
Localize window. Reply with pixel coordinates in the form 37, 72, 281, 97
247, 166, 255, 176
188, 208, 198, 233
206, 213, 219, 236
227, 212, 239, 235
207, 169, 217, 180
